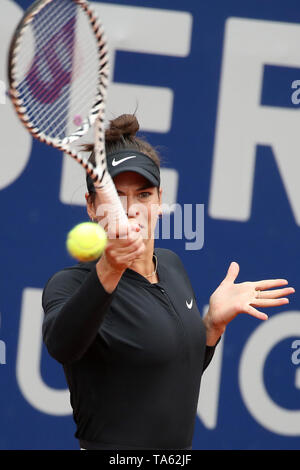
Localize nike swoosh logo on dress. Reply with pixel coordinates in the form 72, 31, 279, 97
111, 155, 137, 166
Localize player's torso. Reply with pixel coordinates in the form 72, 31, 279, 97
95, 250, 206, 369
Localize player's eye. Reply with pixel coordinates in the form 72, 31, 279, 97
138, 191, 151, 199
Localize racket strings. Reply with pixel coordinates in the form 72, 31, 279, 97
18, 4, 77, 106
18, 0, 76, 94
10, 0, 128, 229
51, 54, 107, 140
46, 52, 105, 140
25, 46, 98, 139
16, 1, 77, 138
22, 50, 100, 140
41, 49, 104, 139
15, 0, 106, 141
19, 25, 75, 107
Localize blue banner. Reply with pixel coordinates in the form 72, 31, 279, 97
1, 0, 300, 450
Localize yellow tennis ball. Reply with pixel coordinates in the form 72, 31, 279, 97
66, 222, 107, 262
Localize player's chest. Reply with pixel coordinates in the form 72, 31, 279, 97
99, 280, 206, 366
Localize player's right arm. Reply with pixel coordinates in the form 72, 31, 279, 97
42, 223, 144, 364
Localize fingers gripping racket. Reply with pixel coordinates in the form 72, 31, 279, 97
8, 0, 129, 233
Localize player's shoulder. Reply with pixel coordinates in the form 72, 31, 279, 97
155, 247, 193, 285
155, 247, 196, 298
155, 247, 184, 268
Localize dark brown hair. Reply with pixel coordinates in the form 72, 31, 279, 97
84, 114, 161, 195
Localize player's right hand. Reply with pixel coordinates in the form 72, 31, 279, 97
101, 219, 145, 273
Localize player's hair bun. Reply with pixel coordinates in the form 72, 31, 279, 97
105, 114, 139, 142
84, 112, 161, 195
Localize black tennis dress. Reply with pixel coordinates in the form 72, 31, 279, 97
42, 248, 218, 450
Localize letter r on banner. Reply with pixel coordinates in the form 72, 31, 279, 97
209, 18, 300, 225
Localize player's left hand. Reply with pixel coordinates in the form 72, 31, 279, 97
204, 262, 295, 343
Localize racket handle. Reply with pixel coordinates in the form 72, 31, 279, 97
94, 173, 130, 236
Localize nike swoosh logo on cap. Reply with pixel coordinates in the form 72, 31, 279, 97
111, 155, 137, 166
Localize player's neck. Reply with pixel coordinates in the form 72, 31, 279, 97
130, 240, 158, 282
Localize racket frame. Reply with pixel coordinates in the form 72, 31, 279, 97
8, 0, 109, 185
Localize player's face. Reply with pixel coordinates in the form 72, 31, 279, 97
87, 171, 162, 240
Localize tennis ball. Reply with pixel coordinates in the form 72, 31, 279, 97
66, 222, 107, 262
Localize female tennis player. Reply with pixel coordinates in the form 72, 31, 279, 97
42, 114, 294, 450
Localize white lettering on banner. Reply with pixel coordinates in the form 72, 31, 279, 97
60, 3, 190, 206
209, 18, 300, 225
239, 312, 300, 436
16, 288, 71, 415
0, 312, 4, 365
0, 0, 32, 190
93, 2, 192, 132
16, 290, 300, 436
0, 341, 6, 365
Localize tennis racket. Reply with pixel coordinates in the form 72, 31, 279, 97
8, 0, 129, 234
